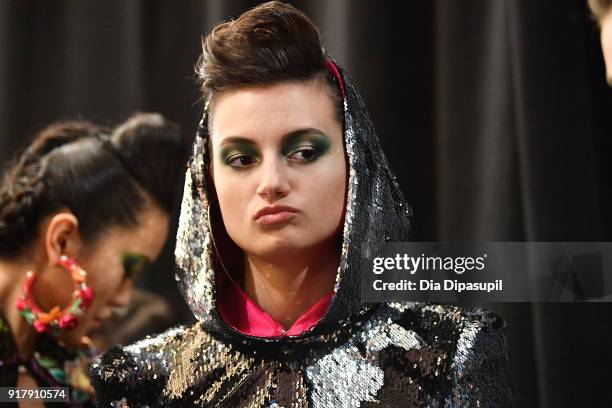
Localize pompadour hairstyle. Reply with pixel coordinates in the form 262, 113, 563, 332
196, 0, 342, 119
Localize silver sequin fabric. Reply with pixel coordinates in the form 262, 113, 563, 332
90, 59, 514, 407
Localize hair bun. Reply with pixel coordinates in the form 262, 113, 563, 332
110, 113, 189, 212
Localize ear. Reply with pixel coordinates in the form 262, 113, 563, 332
43, 211, 81, 266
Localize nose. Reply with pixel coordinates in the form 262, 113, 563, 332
256, 155, 290, 201
109, 279, 134, 308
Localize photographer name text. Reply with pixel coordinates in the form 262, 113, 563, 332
372, 279, 503, 293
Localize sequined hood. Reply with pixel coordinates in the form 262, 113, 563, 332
174, 58, 413, 343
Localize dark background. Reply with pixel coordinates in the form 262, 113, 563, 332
1, 1, 610, 406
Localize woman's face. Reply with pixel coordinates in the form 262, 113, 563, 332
36, 204, 169, 347
209, 80, 347, 261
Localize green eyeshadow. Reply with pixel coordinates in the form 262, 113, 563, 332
122, 253, 150, 279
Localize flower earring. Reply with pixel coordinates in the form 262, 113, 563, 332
16, 255, 95, 335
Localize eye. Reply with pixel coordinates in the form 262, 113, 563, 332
288, 146, 320, 163
227, 154, 258, 168
122, 256, 149, 280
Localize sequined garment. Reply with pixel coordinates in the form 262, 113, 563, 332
91, 59, 514, 407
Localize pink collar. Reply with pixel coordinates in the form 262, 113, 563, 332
218, 282, 333, 337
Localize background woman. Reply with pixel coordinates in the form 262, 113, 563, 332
0, 113, 187, 406
92, 2, 513, 406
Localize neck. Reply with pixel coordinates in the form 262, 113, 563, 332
0, 259, 39, 358
242, 241, 339, 330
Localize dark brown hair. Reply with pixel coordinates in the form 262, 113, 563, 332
0, 113, 188, 259
196, 1, 342, 120
589, 0, 612, 21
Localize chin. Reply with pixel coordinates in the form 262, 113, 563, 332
59, 329, 85, 348
70, 318, 95, 337
249, 236, 306, 259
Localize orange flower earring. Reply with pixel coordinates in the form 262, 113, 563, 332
16, 255, 95, 335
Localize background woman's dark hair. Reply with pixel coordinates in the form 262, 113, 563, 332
196, 0, 343, 121
0, 112, 188, 259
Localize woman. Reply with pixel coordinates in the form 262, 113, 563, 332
92, 2, 514, 407
0, 112, 187, 406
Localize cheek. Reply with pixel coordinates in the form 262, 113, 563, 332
81, 257, 124, 308
303, 153, 347, 228
214, 170, 253, 231
602, 21, 612, 74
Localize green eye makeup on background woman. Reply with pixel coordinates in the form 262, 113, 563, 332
122, 253, 151, 280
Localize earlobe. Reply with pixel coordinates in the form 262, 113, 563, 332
44, 211, 80, 266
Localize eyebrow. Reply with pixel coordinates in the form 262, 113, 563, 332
218, 128, 328, 148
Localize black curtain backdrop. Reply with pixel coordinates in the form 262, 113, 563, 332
1, 1, 611, 407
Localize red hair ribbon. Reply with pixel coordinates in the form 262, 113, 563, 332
326, 59, 346, 98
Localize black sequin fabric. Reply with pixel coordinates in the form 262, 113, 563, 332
91, 60, 514, 407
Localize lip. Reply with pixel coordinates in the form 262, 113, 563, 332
254, 205, 298, 225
